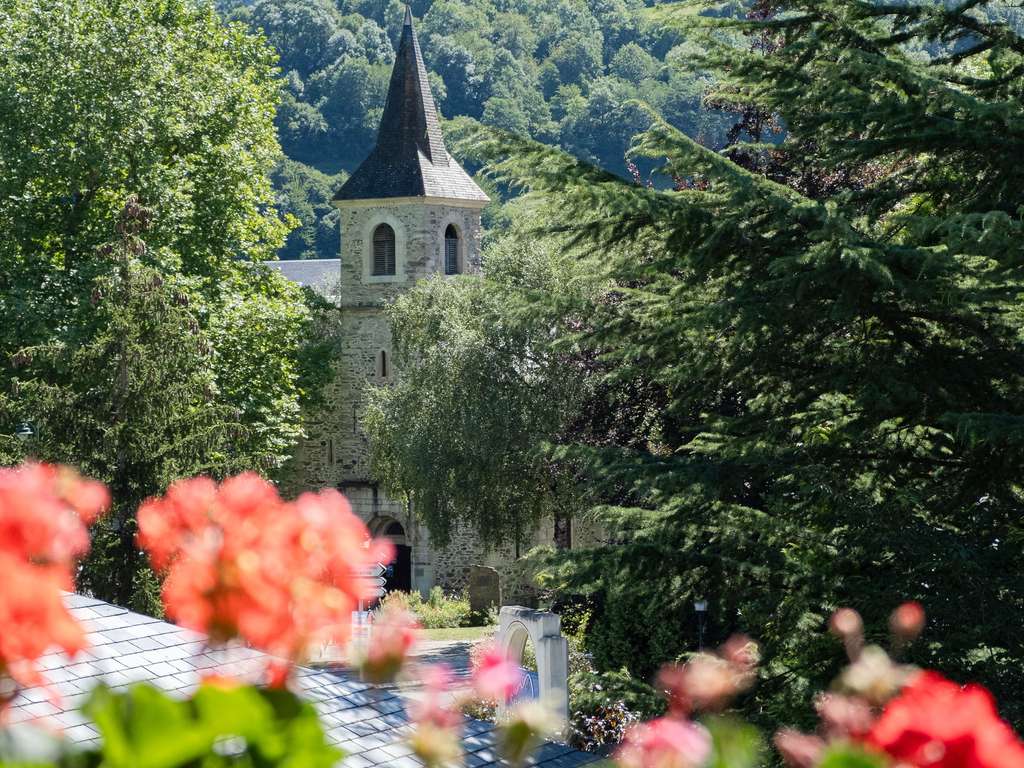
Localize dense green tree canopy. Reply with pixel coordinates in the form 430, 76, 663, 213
0, 0, 337, 606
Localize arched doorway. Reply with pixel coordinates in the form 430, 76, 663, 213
373, 517, 412, 594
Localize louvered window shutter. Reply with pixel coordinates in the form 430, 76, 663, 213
373, 225, 396, 276
444, 225, 459, 275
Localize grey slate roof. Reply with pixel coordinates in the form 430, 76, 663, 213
263, 259, 341, 292
333, 8, 489, 204
6, 594, 599, 767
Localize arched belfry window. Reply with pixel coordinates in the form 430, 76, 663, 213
373, 224, 396, 276
444, 224, 460, 275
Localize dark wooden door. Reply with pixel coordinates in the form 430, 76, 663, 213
385, 545, 412, 593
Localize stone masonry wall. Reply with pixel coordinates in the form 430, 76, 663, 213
277, 193, 606, 602
284, 197, 536, 599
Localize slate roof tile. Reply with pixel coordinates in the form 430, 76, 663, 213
333, 11, 488, 205
9, 596, 597, 766
260, 259, 341, 291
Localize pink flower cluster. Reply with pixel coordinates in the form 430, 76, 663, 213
357, 604, 421, 684
616, 636, 759, 768
0, 464, 108, 700
406, 644, 528, 767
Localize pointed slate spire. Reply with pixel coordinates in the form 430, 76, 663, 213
375, 4, 447, 166
334, 6, 488, 203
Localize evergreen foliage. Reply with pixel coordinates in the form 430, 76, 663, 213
12, 200, 241, 612
440, 0, 1024, 729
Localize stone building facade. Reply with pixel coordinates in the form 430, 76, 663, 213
278, 8, 544, 600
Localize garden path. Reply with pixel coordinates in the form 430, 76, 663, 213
392, 638, 475, 707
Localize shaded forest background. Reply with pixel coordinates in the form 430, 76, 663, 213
216, 0, 739, 260
217, 0, 1024, 262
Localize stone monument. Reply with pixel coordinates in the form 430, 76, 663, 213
469, 565, 502, 614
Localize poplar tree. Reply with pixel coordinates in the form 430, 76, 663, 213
465, 0, 1024, 727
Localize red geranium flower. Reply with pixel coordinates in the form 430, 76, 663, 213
137, 474, 394, 681
0, 463, 108, 702
864, 671, 1024, 768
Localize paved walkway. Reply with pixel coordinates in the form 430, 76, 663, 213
392, 638, 476, 707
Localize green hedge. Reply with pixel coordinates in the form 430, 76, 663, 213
378, 587, 495, 629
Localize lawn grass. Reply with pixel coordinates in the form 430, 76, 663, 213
421, 626, 496, 643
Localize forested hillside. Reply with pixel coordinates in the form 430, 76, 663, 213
220, 0, 1024, 262
216, 0, 730, 260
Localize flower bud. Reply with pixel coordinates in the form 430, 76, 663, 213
498, 701, 561, 768
774, 729, 825, 768
837, 645, 913, 706
720, 634, 760, 670
889, 602, 925, 642
472, 645, 523, 703
656, 640, 757, 716
829, 608, 863, 640
409, 722, 462, 768
815, 693, 874, 738
357, 606, 419, 685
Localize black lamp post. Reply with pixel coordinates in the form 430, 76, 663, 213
694, 599, 708, 652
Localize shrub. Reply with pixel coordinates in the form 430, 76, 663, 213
566, 646, 665, 753
462, 624, 659, 755
376, 588, 474, 629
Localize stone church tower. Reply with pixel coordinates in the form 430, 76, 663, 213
315, 7, 490, 595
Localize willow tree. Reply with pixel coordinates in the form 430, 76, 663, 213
462, 0, 1024, 728
363, 221, 592, 552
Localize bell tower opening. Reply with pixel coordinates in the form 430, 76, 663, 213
444, 224, 461, 275
372, 224, 396, 276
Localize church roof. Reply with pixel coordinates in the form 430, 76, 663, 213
262, 259, 340, 294
333, 7, 489, 205
6, 594, 599, 767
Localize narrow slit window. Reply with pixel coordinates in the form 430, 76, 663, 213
378, 350, 389, 379
373, 224, 396, 276
444, 224, 460, 275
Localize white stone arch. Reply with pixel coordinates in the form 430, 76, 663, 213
437, 214, 467, 276
361, 211, 408, 284
496, 606, 569, 724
